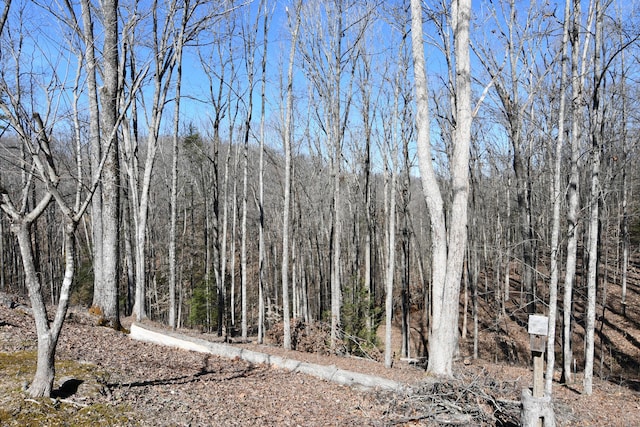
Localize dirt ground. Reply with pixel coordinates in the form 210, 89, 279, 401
1, 298, 639, 426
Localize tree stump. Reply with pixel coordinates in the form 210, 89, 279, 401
521, 388, 556, 427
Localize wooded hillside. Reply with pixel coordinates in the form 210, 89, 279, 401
1, 0, 639, 405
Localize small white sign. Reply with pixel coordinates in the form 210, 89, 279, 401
528, 314, 548, 336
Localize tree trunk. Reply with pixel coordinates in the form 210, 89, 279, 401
241, 129, 249, 340
169, 118, 179, 329
584, 0, 604, 396
384, 166, 397, 369
169, 2, 189, 329
257, 0, 270, 345
78, 0, 105, 320
546, 0, 571, 396
131, 323, 405, 392
4, 202, 79, 398
93, 0, 121, 329
219, 140, 232, 335
230, 145, 239, 328
401, 87, 412, 359
328, 2, 346, 352
410, 0, 471, 377
619, 39, 629, 318
401, 194, 410, 359
281, 2, 301, 350
14, 219, 55, 397
562, 0, 587, 384
0, 213, 4, 291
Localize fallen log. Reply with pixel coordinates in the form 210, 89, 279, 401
129, 323, 406, 392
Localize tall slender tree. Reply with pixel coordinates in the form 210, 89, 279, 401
257, 0, 271, 344
546, 0, 571, 396
584, 0, 606, 396
281, 0, 301, 350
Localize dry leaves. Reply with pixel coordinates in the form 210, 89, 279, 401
1, 299, 639, 426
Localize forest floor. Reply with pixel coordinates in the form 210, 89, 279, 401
1, 294, 640, 426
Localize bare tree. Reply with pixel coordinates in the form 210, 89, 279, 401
546, 0, 571, 396
410, 0, 471, 376
0, 0, 9, 294
584, 0, 606, 396
238, 0, 266, 339
122, 1, 175, 322
94, 0, 122, 329
381, 27, 410, 368
58, 0, 126, 329
382, 118, 399, 369
198, 12, 239, 336
298, 0, 369, 350
474, 0, 558, 314
561, 0, 592, 384
281, 0, 301, 350
169, 0, 200, 328
0, 32, 135, 393
619, 46, 630, 319
256, 0, 271, 344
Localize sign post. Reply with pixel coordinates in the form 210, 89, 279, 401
520, 314, 555, 427
528, 314, 548, 399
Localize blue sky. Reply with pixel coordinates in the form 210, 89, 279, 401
2, 0, 636, 178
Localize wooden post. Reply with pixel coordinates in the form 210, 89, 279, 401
521, 314, 556, 427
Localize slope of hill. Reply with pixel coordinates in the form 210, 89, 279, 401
1, 291, 639, 426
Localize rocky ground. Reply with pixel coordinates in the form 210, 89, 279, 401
0, 298, 639, 426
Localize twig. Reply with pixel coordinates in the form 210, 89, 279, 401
60, 398, 89, 408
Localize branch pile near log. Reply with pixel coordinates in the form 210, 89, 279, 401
0, 291, 32, 314
129, 323, 405, 392
382, 370, 522, 426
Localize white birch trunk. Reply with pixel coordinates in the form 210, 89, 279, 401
329, 3, 345, 352
130, 3, 186, 322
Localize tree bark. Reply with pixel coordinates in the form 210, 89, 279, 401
78, 0, 104, 322
257, 0, 270, 344
93, 0, 121, 329
384, 165, 397, 369
168, 1, 191, 329
13, 214, 54, 397
410, 0, 471, 377
282, 2, 301, 350
584, 0, 604, 396
562, 0, 588, 384
546, 0, 571, 396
